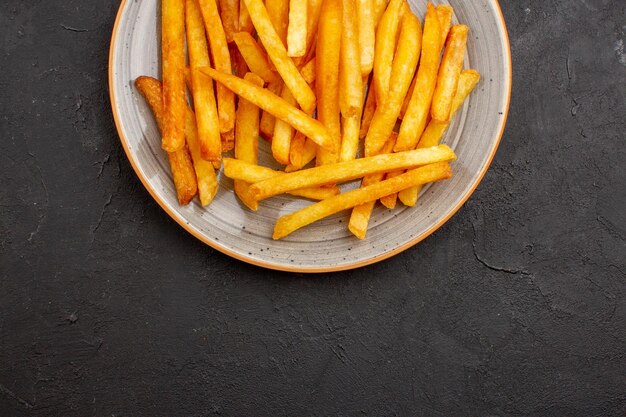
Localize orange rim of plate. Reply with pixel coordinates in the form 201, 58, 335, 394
108, 1, 512, 273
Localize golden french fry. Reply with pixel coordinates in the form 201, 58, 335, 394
288, 0, 308, 57
234, 73, 265, 210
357, 0, 375, 76
394, 3, 441, 152
288, 135, 317, 170
135, 76, 198, 205
340, 114, 360, 161
431, 24, 468, 122
379, 169, 402, 208
185, 109, 219, 206
233, 32, 278, 83
272, 84, 298, 165
436, 4, 453, 49
303, 0, 324, 58
399, 73, 416, 119
315, 0, 343, 166
199, 67, 337, 152
223, 159, 341, 199
221, 129, 235, 152
244, 0, 317, 113
359, 80, 376, 139
299, 57, 317, 84
273, 162, 453, 239
421, 69, 480, 148
219, 0, 239, 43
364, 10, 422, 156
230, 43, 249, 78
372, 0, 403, 106
249, 144, 455, 201
186, 0, 222, 161
239, 0, 254, 33
259, 79, 283, 140
348, 133, 396, 239
339, 0, 363, 118
373, 0, 388, 26
397, 69, 480, 207
198, 0, 236, 133
161, 0, 186, 152
266, 0, 289, 45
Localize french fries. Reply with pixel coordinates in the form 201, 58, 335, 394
431, 25, 469, 122
198, 0, 236, 133
135, 76, 199, 205
219, 0, 239, 43
161, 0, 186, 152
137, 1, 481, 241
339, 0, 363, 118
186, 0, 221, 161
364, 9, 422, 156
233, 32, 279, 83
348, 132, 396, 239
398, 69, 480, 207
372, 0, 404, 105
394, 2, 441, 152
234, 73, 264, 210
273, 162, 452, 239
315, 0, 343, 165
244, 0, 317, 114
357, 0, 375, 75
198, 67, 336, 152
224, 159, 341, 200
248, 145, 455, 201
287, 0, 308, 57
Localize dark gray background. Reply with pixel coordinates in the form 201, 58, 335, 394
1, 1, 625, 416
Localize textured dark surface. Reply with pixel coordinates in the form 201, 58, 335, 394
1, 0, 625, 416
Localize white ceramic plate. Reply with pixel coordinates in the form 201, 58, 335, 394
109, 0, 511, 272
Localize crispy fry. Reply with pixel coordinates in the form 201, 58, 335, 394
339, 0, 363, 118
248, 144, 455, 201
373, 0, 388, 25
220, 0, 239, 43
359, 79, 376, 139
272, 84, 298, 165
306, 0, 324, 53
161, 0, 186, 152
186, 0, 222, 161
259, 79, 283, 140
340, 114, 360, 161
273, 162, 452, 238
436, 4, 453, 49
198, 0, 236, 133
357, 0, 375, 75
234, 73, 264, 210
135, 76, 198, 205
244, 0, 317, 113
379, 169, 402, 208
315, 0, 343, 165
233, 32, 278, 83
288, 135, 318, 170
230, 44, 249, 78
266, 0, 289, 45
399, 73, 416, 119
372, 0, 403, 106
299, 57, 317, 84
397, 69, 480, 207
221, 129, 235, 152
431, 24, 468, 122
223, 158, 341, 199
185, 109, 219, 206
348, 133, 396, 239
288, 0, 308, 57
199, 67, 336, 152
421, 69, 480, 148
364, 10, 422, 156
239, 0, 254, 33
394, 3, 441, 152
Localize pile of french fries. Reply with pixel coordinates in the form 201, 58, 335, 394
135, 0, 480, 239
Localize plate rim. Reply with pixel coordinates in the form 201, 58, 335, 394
108, 0, 512, 273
